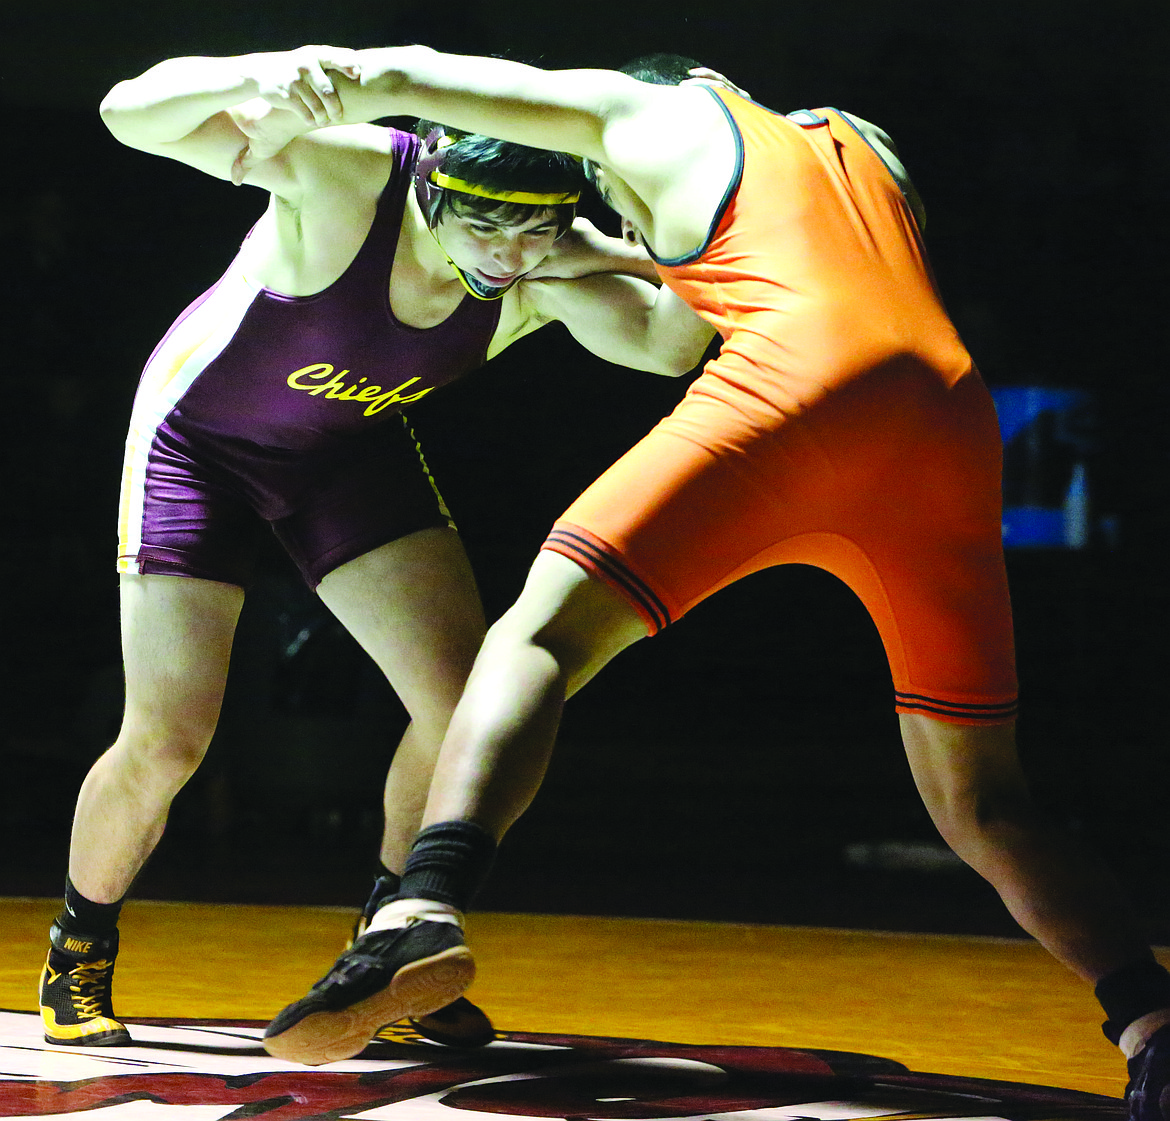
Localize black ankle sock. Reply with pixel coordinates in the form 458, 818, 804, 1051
1096, 958, 1170, 1044
59, 877, 123, 936
398, 821, 497, 910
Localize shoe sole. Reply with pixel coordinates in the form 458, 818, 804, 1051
43, 1026, 132, 1047
263, 944, 475, 1066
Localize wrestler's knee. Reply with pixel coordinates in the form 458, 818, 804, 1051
900, 714, 1041, 859
493, 552, 646, 690
111, 703, 218, 792
928, 781, 1042, 862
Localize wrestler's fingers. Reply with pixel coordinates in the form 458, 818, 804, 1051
298, 60, 344, 122
684, 66, 751, 99
320, 47, 362, 82
292, 66, 333, 125
276, 84, 317, 125
230, 145, 250, 187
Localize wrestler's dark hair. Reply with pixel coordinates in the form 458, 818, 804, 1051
619, 53, 704, 86
413, 120, 584, 229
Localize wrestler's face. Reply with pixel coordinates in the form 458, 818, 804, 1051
435, 206, 561, 291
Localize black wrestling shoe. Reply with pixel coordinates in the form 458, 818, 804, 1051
39, 921, 131, 1047
350, 886, 495, 1049
1128, 1023, 1170, 1121
371, 996, 495, 1049
347, 874, 399, 948
264, 919, 475, 1066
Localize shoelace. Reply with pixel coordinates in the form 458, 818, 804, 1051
68, 959, 115, 1018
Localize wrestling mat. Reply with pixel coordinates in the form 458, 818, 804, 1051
0, 1008, 1124, 1120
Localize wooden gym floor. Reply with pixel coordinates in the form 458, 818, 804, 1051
0, 896, 1149, 1099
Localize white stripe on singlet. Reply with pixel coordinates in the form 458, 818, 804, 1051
117, 269, 259, 572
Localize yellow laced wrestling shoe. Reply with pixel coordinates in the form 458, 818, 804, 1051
40, 921, 131, 1046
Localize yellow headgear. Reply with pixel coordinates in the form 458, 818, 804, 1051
429, 171, 580, 208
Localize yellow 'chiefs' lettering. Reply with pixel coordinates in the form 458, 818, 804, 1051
286, 364, 434, 415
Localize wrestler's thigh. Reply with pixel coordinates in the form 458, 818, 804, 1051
860, 516, 1017, 715
118, 573, 243, 736
848, 373, 1017, 713
550, 421, 823, 624
496, 551, 647, 696
316, 527, 486, 718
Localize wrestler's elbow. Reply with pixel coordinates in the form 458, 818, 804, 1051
655, 330, 714, 377
642, 344, 704, 377
98, 80, 180, 152
355, 44, 434, 96
98, 82, 137, 140
664, 355, 704, 377
646, 296, 715, 375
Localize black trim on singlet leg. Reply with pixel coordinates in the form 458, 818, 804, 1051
894, 691, 1019, 722
544, 528, 671, 633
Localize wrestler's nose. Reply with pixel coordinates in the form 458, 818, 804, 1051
493, 237, 525, 271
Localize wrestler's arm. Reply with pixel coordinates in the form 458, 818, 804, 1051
98, 47, 371, 195
328, 48, 687, 199
527, 218, 661, 283
332, 48, 620, 158
518, 273, 715, 377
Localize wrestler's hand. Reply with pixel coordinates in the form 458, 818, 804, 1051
524, 217, 657, 281
229, 99, 309, 184
683, 66, 751, 100
248, 45, 362, 126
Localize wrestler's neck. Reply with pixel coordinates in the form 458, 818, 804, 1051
386, 194, 471, 328
596, 168, 656, 250
398, 193, 468, 293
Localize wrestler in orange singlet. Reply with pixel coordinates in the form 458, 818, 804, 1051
262, 51, 1170, 1115
547, 92, 1017, 724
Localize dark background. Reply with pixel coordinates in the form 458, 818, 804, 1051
2, 0, 1168, 940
